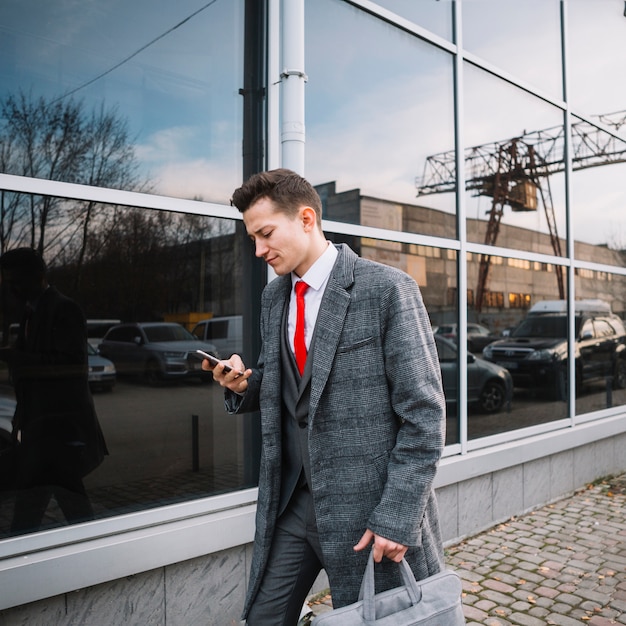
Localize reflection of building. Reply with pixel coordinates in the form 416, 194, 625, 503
320, 181, 625, 331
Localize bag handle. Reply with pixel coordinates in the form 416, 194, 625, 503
358, 549, 421, 621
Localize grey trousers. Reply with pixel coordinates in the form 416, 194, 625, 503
246, 485, 324, 626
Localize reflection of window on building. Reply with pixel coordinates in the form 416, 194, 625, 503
508, 258, 531, 269
407, 243, 442, 258
575, 268, 595, 279
509, 293, 531, 309
533, 261, 553, 272
483, 291, 504, 308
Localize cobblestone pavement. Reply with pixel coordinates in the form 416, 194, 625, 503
306, 474, 626, 625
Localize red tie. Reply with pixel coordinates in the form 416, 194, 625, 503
294, 281, 309, 375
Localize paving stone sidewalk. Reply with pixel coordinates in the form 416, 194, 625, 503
306, 474, 626, 625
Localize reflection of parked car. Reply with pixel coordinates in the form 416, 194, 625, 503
86, 319, 122, 350
191, 315, 242, 359
435, 322, 500, 354
87, 343, 116, 392
98, 322, 218, 384
435, 335, 512, 414
482, 300, 626, 398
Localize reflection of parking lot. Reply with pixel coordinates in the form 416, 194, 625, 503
446, 378, 626, 443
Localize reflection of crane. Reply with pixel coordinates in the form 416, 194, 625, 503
416, 111, 626, 312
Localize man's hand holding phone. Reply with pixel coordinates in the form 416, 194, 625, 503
196, 350, 250, 393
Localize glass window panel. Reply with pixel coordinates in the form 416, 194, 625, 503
470, 255, 569, 439
371, 0, 454, 41
0, 196, 257, 537
570, 117, 626, 265
464, 65, 567, 271
572, 273, 626, 417
306, 0, 456, 238
0, 0, 244, 203
567, 0, 626, 118
462, 0, 562, 99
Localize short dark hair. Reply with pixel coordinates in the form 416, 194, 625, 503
231, 169, 323, 227
0, 247, 47, 277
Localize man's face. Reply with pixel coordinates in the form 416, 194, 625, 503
243, 197, 314, 277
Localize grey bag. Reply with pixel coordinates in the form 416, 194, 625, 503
312, 551, 465, 625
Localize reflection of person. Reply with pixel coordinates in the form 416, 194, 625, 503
207, 169, 446, 625
0, 248, 108, 534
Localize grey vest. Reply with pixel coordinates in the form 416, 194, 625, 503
278, 303, 315, 516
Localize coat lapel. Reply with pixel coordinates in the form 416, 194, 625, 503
308, 244, 356, 421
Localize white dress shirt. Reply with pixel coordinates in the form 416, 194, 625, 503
288, 242, 338, 354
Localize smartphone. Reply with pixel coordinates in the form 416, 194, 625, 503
195, 349, 243, 376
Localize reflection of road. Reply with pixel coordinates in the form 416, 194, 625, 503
447, 380, 626, 443
86, 379, 250, 490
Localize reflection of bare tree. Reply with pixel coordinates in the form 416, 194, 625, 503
1, 92, 237, 325
0, 92, 143, 269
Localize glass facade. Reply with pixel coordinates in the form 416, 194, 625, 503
0, 0, 625, 592
0, 198, 257, 535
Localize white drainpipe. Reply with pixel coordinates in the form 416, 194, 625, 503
280, 0, 306, 174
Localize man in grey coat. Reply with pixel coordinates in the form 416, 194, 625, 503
206, 169, 446, 625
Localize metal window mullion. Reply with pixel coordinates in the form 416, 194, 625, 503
561, 0, 577, 423
455, 0, 469, 454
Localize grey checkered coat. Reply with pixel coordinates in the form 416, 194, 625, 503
227, 244, 446, 619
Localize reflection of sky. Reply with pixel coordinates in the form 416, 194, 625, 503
568, 0, 626, 116
305, 0, 455, 209
0, 0, 244, 203
370, 0, 453, 41
1, 0, 624, 249
462, 0, 563, 99
305, 0, 625, 249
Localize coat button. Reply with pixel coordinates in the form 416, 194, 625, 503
298, 421, 307, 429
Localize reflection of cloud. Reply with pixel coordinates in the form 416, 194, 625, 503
152, 159, 238, 204
136, 123, 241, 203
307, 72, 454, 206
136, 126, 198, 162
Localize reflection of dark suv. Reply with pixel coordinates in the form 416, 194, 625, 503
482, 300, 626, 398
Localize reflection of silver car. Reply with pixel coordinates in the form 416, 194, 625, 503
87, 343, 116, 392
435, 322, 500, 354
191, 315, 243, 359
98, 322, 218, 385
435, 335, 512, 414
